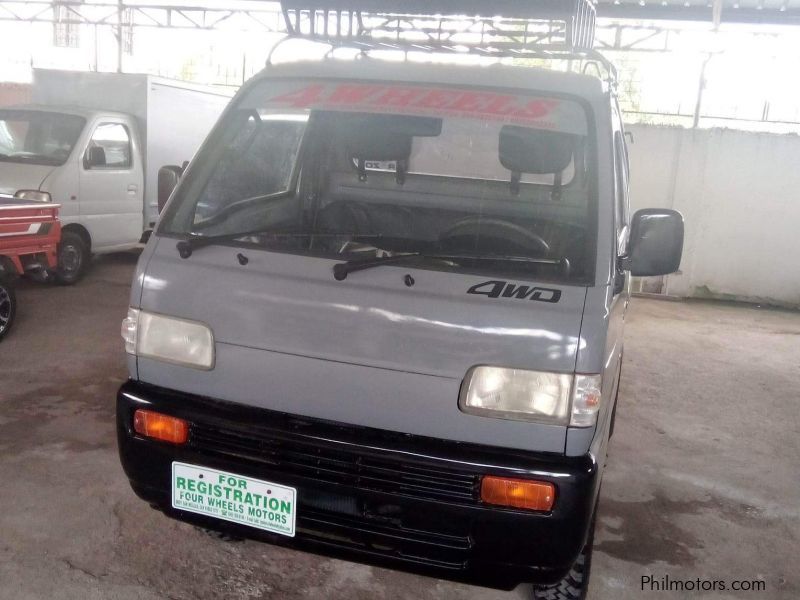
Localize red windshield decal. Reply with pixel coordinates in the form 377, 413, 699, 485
268, 84, 561, 127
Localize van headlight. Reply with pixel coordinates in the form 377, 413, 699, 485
121, 308, 214, 370
459, 367, 601, 427
14, 190, 52, 202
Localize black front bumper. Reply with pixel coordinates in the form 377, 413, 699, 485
117, 380, 600, 590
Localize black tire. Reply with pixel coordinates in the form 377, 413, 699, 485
0, 277, 16, 342
55, 231, 89, 285
532, 515, 596, 600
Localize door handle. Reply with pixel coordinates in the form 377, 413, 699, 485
127, 184, 138, 192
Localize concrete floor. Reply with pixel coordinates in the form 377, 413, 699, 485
0, 253, 798, 600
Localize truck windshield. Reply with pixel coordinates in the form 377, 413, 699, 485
161, 80, 595, 282
0, 110, 86, 167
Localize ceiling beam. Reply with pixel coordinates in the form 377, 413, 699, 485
597, 4, 800, 25
2, 1, 800, 30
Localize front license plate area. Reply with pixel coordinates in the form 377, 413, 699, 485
171, 462, 296, 537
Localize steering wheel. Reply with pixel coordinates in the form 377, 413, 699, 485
439, 217, 551, 256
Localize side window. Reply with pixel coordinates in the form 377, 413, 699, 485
613, 130, 630, 255
84, 122, 131, 169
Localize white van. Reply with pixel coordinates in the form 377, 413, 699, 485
0, 69, 231, 283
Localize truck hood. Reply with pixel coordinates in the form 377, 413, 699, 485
133, 238, 587, 453
140, 239, 586, 379
0, 162, 54, 196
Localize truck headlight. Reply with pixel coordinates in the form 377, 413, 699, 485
459, 367, 602, 427
121, 308, 214, 370
14, 190, 52, 202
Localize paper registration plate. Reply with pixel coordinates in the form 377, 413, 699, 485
171, 462, 296, 537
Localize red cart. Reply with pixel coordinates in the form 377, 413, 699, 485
0, 200, 61, 341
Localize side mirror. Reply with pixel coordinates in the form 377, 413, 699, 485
626, 209, 684, 276
157, 165, 182, 213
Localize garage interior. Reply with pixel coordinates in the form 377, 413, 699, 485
1, 1, 799, 599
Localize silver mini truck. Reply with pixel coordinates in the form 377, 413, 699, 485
117, 2, 684, 598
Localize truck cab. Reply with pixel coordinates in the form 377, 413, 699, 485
0, 70, 231, 284
116, 2, 684, 598
0, 106, 143, 282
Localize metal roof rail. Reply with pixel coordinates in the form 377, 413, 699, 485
280, 1, 597, 50
275, 1, 615, 86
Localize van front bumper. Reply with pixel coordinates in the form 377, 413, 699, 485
117, 380, 601, 590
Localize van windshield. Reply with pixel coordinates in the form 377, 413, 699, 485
161, 80, 595, 282
0, 110, 86, 167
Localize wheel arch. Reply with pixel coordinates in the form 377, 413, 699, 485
62, 223, 92, 252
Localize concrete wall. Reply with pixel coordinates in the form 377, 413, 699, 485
627, 124, 800, 308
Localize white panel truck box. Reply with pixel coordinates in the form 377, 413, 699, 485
0, 69, 232, 283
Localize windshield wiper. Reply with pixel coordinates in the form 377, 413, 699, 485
175, 230, 382, 258
332, 252, 567, 280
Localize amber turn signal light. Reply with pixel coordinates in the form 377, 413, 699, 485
133, 409, 189, 445
480, 476, 555, 511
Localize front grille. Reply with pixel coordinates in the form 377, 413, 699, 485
299, 507, 472, 569
190, 422, 480, 504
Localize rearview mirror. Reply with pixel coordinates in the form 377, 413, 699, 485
626, 209, 684, 276
157, 165, 182, 213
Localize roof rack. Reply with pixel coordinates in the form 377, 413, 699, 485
276, 1, 614, 85
280, 1, 596, 48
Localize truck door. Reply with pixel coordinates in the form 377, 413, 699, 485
78, 119, 144, 249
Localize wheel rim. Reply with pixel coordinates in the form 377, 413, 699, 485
60, 243, 82, 275
0, 285, 11, 333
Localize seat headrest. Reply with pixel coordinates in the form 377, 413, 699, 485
347, 130, 413, 162
338, 113, 441, 184
499, 126, 577, 175
86, 145, 107, 167
342, 114, 441, 161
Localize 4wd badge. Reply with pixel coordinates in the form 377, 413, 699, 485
467, 280, 561, 303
